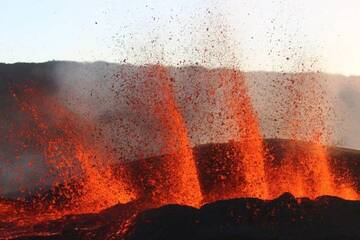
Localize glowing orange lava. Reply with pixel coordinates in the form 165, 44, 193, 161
196, 69, 269, 202
225, 70, 269, 199
129, 65, 203, 207
1, 65, 359, 239
11, 86, 135, 216
268, 74, 359, 200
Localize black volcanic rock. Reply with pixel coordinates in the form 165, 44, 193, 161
123, 205, 199, 240
123, 193, 360, 240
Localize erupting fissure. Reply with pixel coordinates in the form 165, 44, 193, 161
1, 65, 359, 235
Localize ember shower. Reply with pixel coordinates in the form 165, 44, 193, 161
1, 62, 359, 222
0, 4, 360, 239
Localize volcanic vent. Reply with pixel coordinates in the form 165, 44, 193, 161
0, 62, 359, 239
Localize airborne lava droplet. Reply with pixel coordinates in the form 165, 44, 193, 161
123, 65, 203, 207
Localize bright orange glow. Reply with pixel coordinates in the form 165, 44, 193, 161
11, 86, 135, 217
133, 65, 203, 207
1, 66, 359, 239
223, 69, 269, 199
267, 74, 359, 200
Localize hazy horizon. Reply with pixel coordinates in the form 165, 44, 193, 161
1, 60, 359, 78
1, 0, 359, 75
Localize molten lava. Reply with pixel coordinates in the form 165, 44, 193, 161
225, 70, 269, 199
202, 69, 269, 200
125, 65, 202, 207
9, 86, 135, 218
1, 65, 359, 239
267, 74, 358, 200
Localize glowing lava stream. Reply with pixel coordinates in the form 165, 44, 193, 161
139, 65, 203, 207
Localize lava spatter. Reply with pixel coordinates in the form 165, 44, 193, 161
123, 65, 203, 207
268, 73, 359, 200
10, 86, 136, 216
223, 69, 269, 199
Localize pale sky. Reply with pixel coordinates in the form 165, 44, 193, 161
1, 0, 359, 75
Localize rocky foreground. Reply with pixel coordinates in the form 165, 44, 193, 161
2, 192, 358, 240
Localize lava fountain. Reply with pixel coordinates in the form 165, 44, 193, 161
224, 69, 269, 199
1, 64, 359, 239
268, 73, 358, 199
122, 65, 203, 207
10, 85, 135, 216
191, 68, 269, 202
